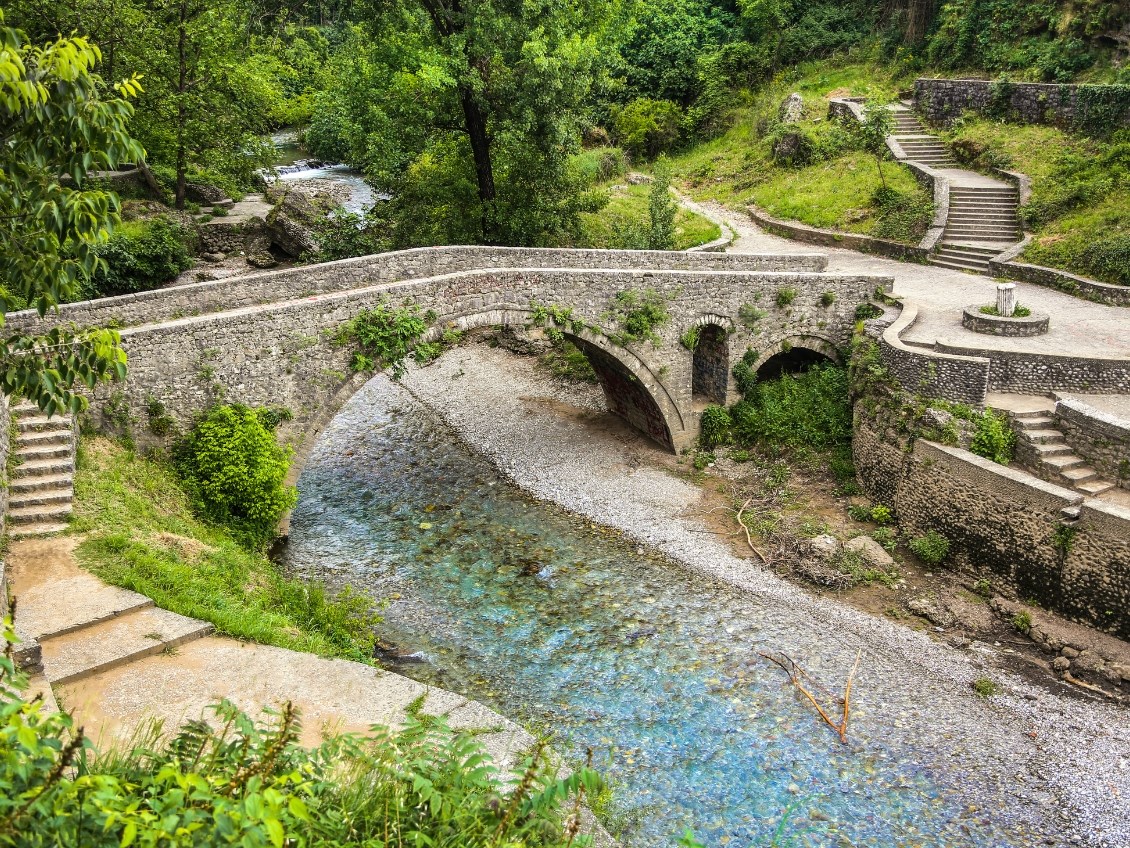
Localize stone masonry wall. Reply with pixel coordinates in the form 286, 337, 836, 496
934, 343, 1130, 395
878, 304, 990, 404
7, 247, 828, 336
1056, 399, 1130, 490
915, 78, 1130, 130
103, 266, 883, 460
855, 417, 1130, 640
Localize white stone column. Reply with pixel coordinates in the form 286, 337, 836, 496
996, 283, 1017, 317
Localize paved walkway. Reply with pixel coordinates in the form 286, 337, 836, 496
686, 198, 1130, 360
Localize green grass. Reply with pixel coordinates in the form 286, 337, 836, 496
667, 60, 931, 242
577, 182, 721, 250
941, 117, 1130, 286
70, 438, 380, 663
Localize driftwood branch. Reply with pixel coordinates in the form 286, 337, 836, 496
761, 649, 862, 743
735, 497, 768, 563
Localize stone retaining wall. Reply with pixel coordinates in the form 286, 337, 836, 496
1056, 399, 1130, 490
960, 305, 1049, 336
986, 257, 1130, 308
879, 304, 990, 404
7, 247, 827, 335
746, 207, 930, 263
854, 418, 1130, 640
104, 266, 883, 461
914, 78, 1130, 131
934, 342, 1130, 395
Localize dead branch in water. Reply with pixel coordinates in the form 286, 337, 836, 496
760, 649, 862, 743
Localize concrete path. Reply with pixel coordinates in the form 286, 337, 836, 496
7, 538, 535, 766
682, 197, 1130, 360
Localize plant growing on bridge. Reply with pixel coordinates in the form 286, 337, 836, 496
680, 326, 701, 351
608, 288, 670, 347
338, 302, 431, 378
173, 404, 297, 549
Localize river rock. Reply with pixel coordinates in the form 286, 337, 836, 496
1053, 656, 1071, 672
247, 252, 278, 269
845, 535, 895, 569
185, 181, 228, 204
907, 595, 953, 627
202, 252, 225, 263
266, 190, 321, 257
779, 92, 804, 124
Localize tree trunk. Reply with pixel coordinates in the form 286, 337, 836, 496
174, 0, 188, 210
459, 85, 497, 242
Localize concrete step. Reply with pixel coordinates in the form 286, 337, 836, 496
929, 256, 988, 273
14, 568, 153, 642
10, 472, 74, 494
10, 457, 74, 478
948, 211, 1020, 222
1043, 454, 1085, 471
8, 486, 74, 507
1076, 479, 1115, 496
7, 503, 72, 524
1032, 443, 1075, 458
1060, 466, 1098, 484
41, 607, 214, 686
1015, 414, 1056, 427
937, 244, 1003, 259
14, 443, 73, 461
15, 415, 72, 434
9, 522, 70, 538
943, 230, 1019, 242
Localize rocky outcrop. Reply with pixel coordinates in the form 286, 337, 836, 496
266, 190, 321, 258
778, 92, 804, 124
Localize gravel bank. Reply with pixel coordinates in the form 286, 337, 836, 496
400, 344, 1130, 848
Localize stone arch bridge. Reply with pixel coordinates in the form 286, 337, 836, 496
10, 246, 890, 474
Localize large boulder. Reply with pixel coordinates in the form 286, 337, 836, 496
185, 182, 228, 205
265, 190, 321, 257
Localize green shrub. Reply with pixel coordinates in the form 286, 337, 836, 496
972, 676, 1000, 698
980, 303, 1033, 317
775, 287, 797, 308
571, 146, 629, 185
338, 302, 430, 377
698, 405, 732, 450
820, 290, 837, 307
909, 530, 950, 565
731, 365, 851, 451
970, 410, 1016, 465
0, 625, 599, 848
614, 98, 683, 159
871, 526, 898, 553
87, 218, 192, 297
972, 578, 993, 598
311, 208, 392, 261
869, 504, 893, 525
174, 405, 297, 548
1012, 610, 1033, 634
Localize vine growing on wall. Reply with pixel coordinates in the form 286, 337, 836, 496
607, 288, 671, 347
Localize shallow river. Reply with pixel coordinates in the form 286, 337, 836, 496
283, 376, 1056, 848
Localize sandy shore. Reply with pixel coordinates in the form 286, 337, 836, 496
400, 343, 1130, 848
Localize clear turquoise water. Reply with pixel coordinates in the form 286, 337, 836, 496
283, 378, 1052, 848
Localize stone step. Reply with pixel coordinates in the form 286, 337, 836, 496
1024, 428, 1067, 444
949, 202, 1019, 212
1060, 466, 1098, 484
9, 522, 70, 538
16, 429, 75, 447
948, 211, 1020, 221
9, 472, 74, 494
1076, 479, 1115, 496
16, 416, 73, 434
41, 607, 214, 686
1043, 454, 1085, 471
929, 256, 987, 273
951, 186, 1018, 195
10, 457, 74, 478
14, 442, 73, 461
7, 503, 72, 524
936, 250, 995, 265
1032, 442, 1075, 458
9, 486, 74, 507
943, 229, 1019, 241
1015, 414, 1056, 427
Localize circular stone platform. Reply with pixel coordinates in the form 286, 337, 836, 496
961, 305, 1049, 337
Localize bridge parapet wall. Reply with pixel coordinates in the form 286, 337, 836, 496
102, 266, 886, 458
8, 247, 828, 335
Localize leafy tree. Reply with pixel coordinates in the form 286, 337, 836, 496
0, 10, 135, 414
613, 97, 683, 159
855, 102, 894, 188
312, 0, 610, 245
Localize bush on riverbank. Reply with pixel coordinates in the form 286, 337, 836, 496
0, 627, 601, 847
71, 438, 378, 663
85, 217, 192, 298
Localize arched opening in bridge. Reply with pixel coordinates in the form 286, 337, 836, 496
568, 335, 675, 451
692, 325, 729, 405
757, 346, 836, 380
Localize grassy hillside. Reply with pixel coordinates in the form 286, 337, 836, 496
70, 438, 380, 662
942, 117, 1129, 286
668, 61, 934, 245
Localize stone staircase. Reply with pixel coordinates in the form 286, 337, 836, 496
1011, 410, 1115, 497
890, 109, 956, 167
930, 185, 1022, 273
7, 401, 75, 537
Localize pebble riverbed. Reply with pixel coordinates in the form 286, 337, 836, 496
283, 345, 1130, 848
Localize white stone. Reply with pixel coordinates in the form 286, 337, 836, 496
996, 283, 1017, 317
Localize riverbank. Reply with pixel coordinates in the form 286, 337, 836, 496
397, 342, 1130, 848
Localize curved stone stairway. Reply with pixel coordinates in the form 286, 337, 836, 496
7, 402, 75, 537
889, 106, 1022, 273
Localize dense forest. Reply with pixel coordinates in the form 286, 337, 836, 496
5, 0, 1129, 249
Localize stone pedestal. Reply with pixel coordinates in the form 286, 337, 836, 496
996, 283, 1017, 317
